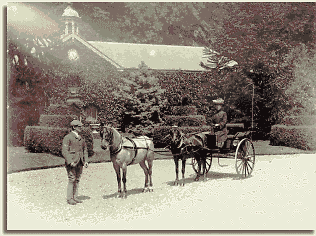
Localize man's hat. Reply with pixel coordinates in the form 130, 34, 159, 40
70, 120, 83, 127
212, 98, 224, 105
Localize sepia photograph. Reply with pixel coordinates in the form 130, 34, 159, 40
6, 2, 316, 231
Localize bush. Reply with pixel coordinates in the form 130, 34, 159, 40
24, 126, 69, 156
39, 115, 79, 128
281, 115, 316, 126
163, 115, 206, 126
80, 127, 94, 157
270, 125, 316, 150
24, 126, 94, 157
169, 106, 197, 116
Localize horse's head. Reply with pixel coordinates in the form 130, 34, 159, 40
167, 127, 184, 150
100, 125, 113, 150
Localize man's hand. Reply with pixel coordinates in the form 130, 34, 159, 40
84, 162, 89, 168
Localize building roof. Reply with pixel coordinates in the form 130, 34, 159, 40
59, 6, 236, 72
88, 41, 216, 71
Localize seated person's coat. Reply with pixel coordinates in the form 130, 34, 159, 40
207, 110, 228, 148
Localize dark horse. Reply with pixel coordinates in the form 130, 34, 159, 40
100, 125, 154, 198
165, 127, 208, 186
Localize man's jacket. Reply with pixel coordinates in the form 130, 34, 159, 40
62, 131, 88, 165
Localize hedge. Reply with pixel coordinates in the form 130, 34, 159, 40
24, 126, 94, 157
270, 125, 316, 150
163, 115, 206, 127
39, 115, 79, 128
169, 106, 197, 116
281, 115, 316, 126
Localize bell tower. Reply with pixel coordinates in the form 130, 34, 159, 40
60, 5, 81, 39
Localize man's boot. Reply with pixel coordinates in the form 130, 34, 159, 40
73, 182, 83, 203
67, 182, 76, 205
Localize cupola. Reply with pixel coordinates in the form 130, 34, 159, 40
60, 5, 81, 38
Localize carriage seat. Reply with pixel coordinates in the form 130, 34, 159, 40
226, 123, 244, 139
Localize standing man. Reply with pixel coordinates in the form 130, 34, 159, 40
62, 120, 89, 205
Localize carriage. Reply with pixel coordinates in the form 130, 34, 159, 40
190, 123, 255, 178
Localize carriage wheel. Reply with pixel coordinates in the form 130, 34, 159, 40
192, 155, 212, 175
235, 138, 255, 178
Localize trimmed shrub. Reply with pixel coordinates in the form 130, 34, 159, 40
270, 125, 316, 150
80, 127, 94, 157
163, 115, 206, 127
282, 115, 316, 126
24, 126, 69, 156
24, 126, 94, 157
169, 106, 197, 116
39, 115, 79, 128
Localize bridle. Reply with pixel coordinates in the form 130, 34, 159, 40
100, 126, 123, 154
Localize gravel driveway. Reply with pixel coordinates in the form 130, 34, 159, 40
7, 153, 316, 230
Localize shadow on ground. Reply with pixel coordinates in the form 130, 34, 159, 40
102, 188, 145, 199
165, 171, 249, 186
77, 195, 91, 201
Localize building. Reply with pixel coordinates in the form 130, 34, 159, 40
51, 6, 218, 124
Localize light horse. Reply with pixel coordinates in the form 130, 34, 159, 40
100, 124, 154, 198
165, 127, 208, 186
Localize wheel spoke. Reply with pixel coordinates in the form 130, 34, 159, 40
246, 161, 253, 170
245, 163, 250, 176
247, 158, 255, 164
237, 160, 243, 171
242, 162, 246, 176
244, 162, 247, 177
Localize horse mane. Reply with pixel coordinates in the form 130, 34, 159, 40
110, 127, 122, 146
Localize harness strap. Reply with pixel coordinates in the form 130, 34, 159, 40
194, 134, 206, 147
124, 137, 138, 165
177, 134, 184, 149
110, 138, 123, 155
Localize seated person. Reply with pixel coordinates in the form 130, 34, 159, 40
206, 98, 228, 148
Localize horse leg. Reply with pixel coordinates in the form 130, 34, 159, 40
202, 157, 207, 181
146, 158, 154, 192
202, 150, 208, 181
139, 160, 150, 192
173, 157, 179, 185
121, 163, 127, 198
195, 156, 201, 181
180, 157, 186, 186
113, 162, 123, 198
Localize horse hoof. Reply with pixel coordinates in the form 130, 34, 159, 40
173, 181, 178, 186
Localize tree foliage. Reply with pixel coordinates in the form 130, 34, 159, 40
283, 45, 316, 115
111, 62, 166, 133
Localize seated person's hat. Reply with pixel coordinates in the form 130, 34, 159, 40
70, 120, 83, 127
212, 98, 224, 105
